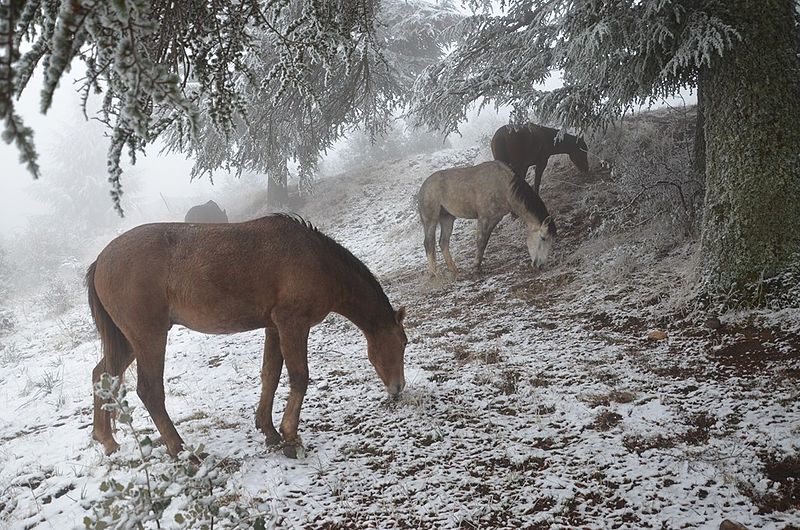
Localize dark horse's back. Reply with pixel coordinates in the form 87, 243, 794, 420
90, 216, 336, 336
490, 124, 556, 173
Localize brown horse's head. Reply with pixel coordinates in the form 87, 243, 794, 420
570, 137, 590, 173
367, 307, 407, 397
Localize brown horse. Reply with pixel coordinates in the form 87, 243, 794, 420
86, 214, 407, 459
491, 124, 589, 194
418, 161, 555, 275
184, 200, 228, 223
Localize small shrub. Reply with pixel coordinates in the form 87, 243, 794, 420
590, 107, 704, 239
36, 279, 77, 316
86, 375, 274, 530
0, 309, 16, 337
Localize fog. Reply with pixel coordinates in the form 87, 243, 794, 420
0, 63, 694, 308
0, 78, 224, 234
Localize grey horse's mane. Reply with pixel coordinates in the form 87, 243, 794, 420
509, 175, 557, 237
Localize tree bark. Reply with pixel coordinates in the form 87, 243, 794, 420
692, 78, 705, 178
699, 0, 800, 300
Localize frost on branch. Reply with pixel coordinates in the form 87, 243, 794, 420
411, 0, 739, 135
164, 0, 460, 195
1, 0, 39, 178
10, 0, 426, 213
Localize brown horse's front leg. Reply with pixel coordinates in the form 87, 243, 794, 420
276, 322, 311, 458
255, 329, 283, 446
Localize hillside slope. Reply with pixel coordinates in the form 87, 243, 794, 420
1, 112, 798, 529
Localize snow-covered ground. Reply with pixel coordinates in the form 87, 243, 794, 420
1, 137, 798, 529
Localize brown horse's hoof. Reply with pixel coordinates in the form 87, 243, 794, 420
93, 432, 120, 455
264, 430, 282, 447
281, 441, 305, 459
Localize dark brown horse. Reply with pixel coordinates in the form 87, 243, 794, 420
86, 214, 407, 459
491, 124, 589, 194
184, 200, 228, 223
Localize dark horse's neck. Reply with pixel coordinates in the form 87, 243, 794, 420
547, 128, 581, 156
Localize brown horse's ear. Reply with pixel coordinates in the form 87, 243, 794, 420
542, 216, 552, 228
395, 306, 406, 325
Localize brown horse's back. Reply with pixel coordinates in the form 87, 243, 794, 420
92, 217, 334, 336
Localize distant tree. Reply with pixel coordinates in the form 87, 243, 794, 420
1, 0, 459, 211
411, 0, 800, 305
165, 0, 460, 206
1, 0, 387, 212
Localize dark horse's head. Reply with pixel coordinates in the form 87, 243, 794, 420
367, 307, 407, 397
570, 136, 590, 173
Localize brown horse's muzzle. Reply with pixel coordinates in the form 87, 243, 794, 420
386, 379, 406, 398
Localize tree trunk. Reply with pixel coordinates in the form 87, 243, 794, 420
699, 0, 800, 301
267, 173, 288, 208
692, 79, 705, 178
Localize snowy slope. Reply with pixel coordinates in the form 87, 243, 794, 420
1, 139, 798, 529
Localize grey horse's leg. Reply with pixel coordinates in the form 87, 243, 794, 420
475, 216, 503, 272
423, 219, 438, 275
438, 213, 459, 275
419, 196, 441, 275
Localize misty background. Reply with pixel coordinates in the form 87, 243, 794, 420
0, 63, 694, 308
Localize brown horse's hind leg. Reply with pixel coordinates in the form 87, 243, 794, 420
275, 321, 310, 458
131, 331, 186, 457
438, 213, 459, 275
255, 329, 283, 446
92, 351, 134, 454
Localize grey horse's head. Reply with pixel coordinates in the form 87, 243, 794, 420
526, 216, 556, 268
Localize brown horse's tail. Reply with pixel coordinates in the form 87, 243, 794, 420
85, 261, 131, 367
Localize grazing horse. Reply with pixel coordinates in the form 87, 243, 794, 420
86, 214, 407, 459
184, 200, 228, 223
418, 161, 556, 275
491, 123, 589, 194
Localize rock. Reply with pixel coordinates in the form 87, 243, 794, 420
719, 519, 749, 530
647, 329, 667, 341
705, 316, 722, 330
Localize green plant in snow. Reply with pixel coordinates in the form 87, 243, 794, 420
85, 374, 273, 530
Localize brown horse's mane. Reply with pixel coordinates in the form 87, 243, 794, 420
274, 214, 394, 312
508, 175, 557, 237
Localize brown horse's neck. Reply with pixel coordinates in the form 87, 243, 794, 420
334, 279, 395, 335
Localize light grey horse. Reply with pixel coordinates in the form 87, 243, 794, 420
417, 161, 556, 275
